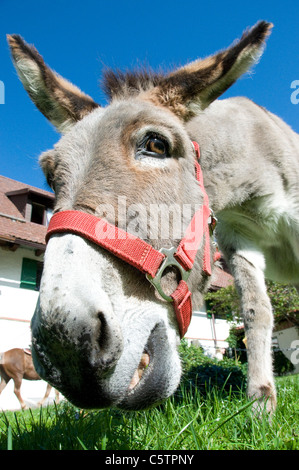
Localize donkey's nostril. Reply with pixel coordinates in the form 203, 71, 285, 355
89, 311, 123, 370
97, 312, 110, 349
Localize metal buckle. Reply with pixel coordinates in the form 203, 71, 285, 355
146, 247, 191, 302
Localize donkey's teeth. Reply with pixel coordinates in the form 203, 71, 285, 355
128, 352, 150, 390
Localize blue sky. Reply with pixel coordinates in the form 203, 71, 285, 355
1, 0, 298, 190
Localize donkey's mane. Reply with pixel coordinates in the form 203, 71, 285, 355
102, 68, 165, 100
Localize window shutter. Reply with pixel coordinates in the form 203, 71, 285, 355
20, 258, 38, 290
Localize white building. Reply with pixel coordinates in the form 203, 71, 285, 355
0, 175, 54, 349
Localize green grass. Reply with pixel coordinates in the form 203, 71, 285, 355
0, 374, 298, 450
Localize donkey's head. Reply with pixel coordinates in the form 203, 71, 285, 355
8, 22, 272, 409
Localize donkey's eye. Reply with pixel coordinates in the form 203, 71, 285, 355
145, 137, 167, 155
137, 134, 170, 159
136, 133, 171, 163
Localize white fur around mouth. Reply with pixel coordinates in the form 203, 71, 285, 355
128, 352, 150, 390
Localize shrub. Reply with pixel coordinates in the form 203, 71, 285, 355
178, 341, 247, 398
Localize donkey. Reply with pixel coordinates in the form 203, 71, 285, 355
0, 348, 59, 409
7, 21, 299, 413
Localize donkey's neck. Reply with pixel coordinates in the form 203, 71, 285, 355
186, 97, 299, 214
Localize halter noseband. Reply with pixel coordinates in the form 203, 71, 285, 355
46, 141, 217, 337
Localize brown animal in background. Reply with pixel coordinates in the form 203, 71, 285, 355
0, 348, 59, 409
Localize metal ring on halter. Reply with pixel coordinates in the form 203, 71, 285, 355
145, 247, 191, 302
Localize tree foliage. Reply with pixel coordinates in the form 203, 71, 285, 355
266, 281, 299, 325
205, 280, 299, 325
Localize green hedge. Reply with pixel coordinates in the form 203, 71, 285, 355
178, 341, 247, 397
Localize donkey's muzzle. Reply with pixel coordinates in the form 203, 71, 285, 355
30, 233, 181, 410
31, 297, 124, 408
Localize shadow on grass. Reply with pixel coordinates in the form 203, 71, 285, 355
173, 362, 247, 404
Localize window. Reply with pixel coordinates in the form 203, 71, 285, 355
30, 202, 45, 225
27, 203, 53, 226
20, 258, 43, 290
7, 189, 54, 225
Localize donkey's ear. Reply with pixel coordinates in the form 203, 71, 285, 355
148, 21, 273, 120
7, 34, 99, 132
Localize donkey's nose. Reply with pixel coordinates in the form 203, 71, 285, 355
31, 298, 123, 367
31, 299, 124, 403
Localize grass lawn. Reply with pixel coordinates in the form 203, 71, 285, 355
0, 374, 298, 450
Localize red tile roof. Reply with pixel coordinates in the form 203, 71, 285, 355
0, 175, 54, 250
210, 265, 234, 290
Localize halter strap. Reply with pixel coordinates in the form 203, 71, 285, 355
175, 141, 212, 275
46, 210, 165, 278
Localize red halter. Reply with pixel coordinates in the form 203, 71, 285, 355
46, 142, 217, 337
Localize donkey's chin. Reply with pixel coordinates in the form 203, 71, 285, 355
117, 326, 182, 410
32, 322, 181, 410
